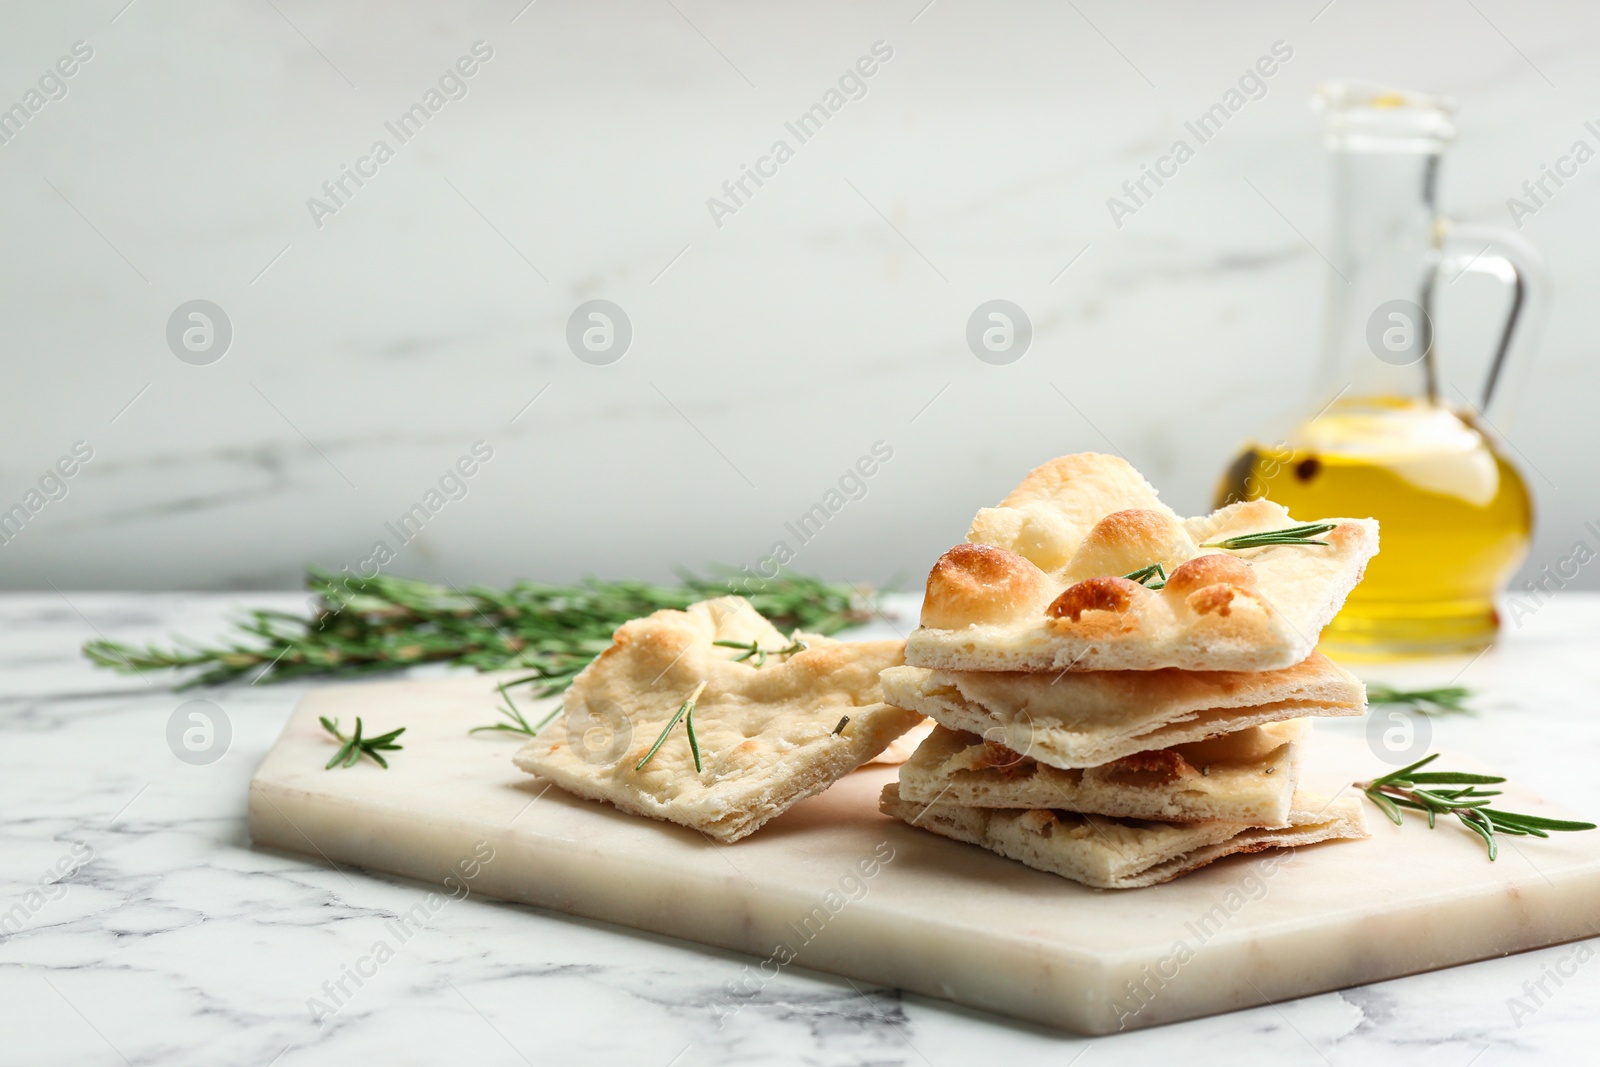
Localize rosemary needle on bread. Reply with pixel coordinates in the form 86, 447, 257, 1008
636, 681, 708, 773
1199, 522, 1337, 550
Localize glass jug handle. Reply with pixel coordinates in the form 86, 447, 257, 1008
1425, 221, 1549, 426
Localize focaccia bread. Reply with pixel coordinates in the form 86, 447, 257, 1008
514, 597, 922, 842
879, 651, 1362, 769
880, 783, 1367, 889
896, 719, 1306, 827
904, 453, 1379, 672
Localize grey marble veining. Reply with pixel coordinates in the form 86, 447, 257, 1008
3, 591, 1599, 1064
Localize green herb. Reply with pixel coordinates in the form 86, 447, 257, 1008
470, 676, 561, 737
1121, 562, 1168, 590
1199, 522, 1337, 550
82, 568, 867, 690
1356, 753, 1596, 860
635, 681, 707, 773
320, 716, 405, 770
686, 697, 702, 772
832, 715, 849, 735
1367, 684, 1474, 716
712, 636, 808, 668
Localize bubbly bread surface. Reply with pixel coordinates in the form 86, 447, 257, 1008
514, 597, 922, 842
878, 652, 1362, 769
896, 719, 1306, 826
908, 453, 1380, 672
880, 783, 1368, 889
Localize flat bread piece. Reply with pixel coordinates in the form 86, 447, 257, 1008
897, 719, 1306, 827
879, 652, 1362, 769
905, 453, 1380, 672
514, 597, 922, 842
880, 783, 1368, 889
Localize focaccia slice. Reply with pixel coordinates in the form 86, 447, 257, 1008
904, 453, 1379, 672
897, 719, 1306, 826
880, 783, 1367, 889
879, 652, 1362, 769
514, 597, 922, 842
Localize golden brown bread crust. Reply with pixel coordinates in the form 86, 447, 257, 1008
997, 453, 1166, 512
1325, 521, 1371, 551
1063, 508, 1195, 583
1163, 553, 1257, 598
1045, 576, 1141, 622
921, 543, 1052, 630
910, 452, 1380, 672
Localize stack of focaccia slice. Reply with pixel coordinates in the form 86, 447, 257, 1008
879, 452, 1379, 888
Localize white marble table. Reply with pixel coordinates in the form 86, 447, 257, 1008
3, 591, 1598, 1065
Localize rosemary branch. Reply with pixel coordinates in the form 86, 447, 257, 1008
1357, 753, 1596, 860
711, 636, 808, 667
82, 568, 868, 691
636, 681, 707, 773
470, 675, 562, 737
320, 716, 405, 770
1200, 522, 1337, 550
1367, 685, 1474, 716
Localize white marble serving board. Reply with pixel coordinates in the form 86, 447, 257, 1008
247, 673, 1600, 1035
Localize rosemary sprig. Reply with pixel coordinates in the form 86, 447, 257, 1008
470, 675, 561, 737
712, 636, 808, 668
1356, 753, 1596, 860
1121, 562, 1168, 590
320, 716, 406, 770
636, 681, 707, 773
1199, 522, 1337, 550
1367, 684, 1474, 716
82, 568, 867, 690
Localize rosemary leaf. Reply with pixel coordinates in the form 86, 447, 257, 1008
1199, 522, 1337, 550
635, 681, 708, 772
1367, 685, 1475, 716
1479, 809, 1599, 832
1406, 771, 1503, 785
470, 676, 561, 738
1368, 789, 1404, 826
685, 699, 702, 774
1120, 562, 1168, 590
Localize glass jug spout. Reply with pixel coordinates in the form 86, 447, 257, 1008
1313, 81, 1453, 408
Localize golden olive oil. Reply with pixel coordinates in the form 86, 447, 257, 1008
1215, 396, 1532, 658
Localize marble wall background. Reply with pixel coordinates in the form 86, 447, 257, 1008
2, 0, 1596, 592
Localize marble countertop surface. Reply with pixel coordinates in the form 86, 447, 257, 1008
3, 590, 1599, 1065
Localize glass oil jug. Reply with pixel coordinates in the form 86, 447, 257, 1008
1216, 82, 1546, 658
